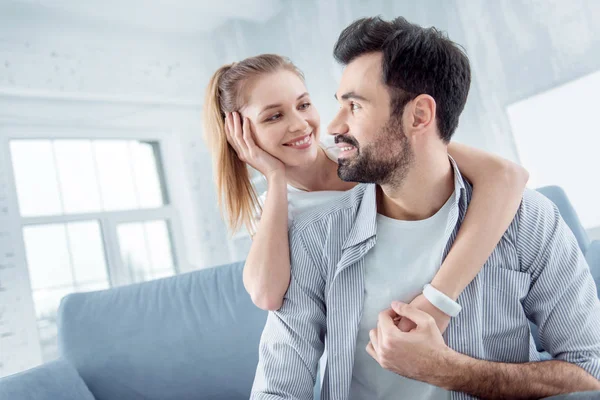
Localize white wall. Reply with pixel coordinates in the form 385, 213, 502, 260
2, 0, 600, 264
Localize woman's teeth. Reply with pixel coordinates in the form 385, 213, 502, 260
289, 135, 311, 146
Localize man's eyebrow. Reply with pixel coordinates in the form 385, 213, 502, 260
334, 91, 369, 102
260, 92, 310, 114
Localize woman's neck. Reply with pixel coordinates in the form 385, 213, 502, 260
286, 146, 354, 192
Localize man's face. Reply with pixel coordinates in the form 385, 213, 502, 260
328, 52, 414, 187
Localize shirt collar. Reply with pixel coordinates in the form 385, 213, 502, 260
341, 156, 467, 250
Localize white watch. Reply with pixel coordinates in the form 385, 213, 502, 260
422, 284, 462, 317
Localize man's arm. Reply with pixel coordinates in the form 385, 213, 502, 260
438, 353, 600, 399
250, 229, 326, 400
438, 190, 600, 398
442, 190, 600, 398
367, 302, 600, 400
518, 190, 600, 378
367, 190, 600, 398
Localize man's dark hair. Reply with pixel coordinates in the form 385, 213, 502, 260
333, 16, 471, 142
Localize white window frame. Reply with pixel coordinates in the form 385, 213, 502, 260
1, 124, 189, 288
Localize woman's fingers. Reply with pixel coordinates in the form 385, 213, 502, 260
233, 112, 249, 156
242, 117, 258, 152
226, 112, 248, 160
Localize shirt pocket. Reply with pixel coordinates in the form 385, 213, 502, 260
479, 266, 532, 361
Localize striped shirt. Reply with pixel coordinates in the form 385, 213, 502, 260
251, 159, 600, 400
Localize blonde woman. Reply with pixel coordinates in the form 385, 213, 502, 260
203, 54, 528, 333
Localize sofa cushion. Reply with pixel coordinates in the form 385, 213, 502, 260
57, 261, 268, 400
0, 358, 94, 400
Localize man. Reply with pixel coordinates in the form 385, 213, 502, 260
251, 17, 600, 400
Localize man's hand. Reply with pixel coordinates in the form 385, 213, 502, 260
397, 294, 451, 334
367, 301, 456, 383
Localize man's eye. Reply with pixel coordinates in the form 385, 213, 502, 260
351, 102, 360, 111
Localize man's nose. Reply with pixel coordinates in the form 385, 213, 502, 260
327, 109, 349, 137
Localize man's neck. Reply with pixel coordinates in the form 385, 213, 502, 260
378, 153, 454, 221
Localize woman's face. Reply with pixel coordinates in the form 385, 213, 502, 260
240, 69, 320, 168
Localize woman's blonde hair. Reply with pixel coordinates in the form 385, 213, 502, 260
203, 54, 304, 235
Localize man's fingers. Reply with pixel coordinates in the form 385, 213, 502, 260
378, 308, 400, 333
366, 341, 378, 362
391, 301, 435, 329
369, 328, 379, 351
397, 316, 417, 333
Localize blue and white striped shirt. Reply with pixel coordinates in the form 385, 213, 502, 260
251, 160, 600, 400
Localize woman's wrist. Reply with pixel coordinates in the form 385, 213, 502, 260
429, 274, 462, 301
265, 169, 286, 185
422, 284, 462, 317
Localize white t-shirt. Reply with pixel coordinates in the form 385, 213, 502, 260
349, 192, 455, 400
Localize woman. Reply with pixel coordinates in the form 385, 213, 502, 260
203, 54, 528, 333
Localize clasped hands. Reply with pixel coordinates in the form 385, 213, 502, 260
366, 294, 458, 383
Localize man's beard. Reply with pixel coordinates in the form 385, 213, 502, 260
336, 117, 414, 187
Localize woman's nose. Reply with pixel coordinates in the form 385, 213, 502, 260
288, 112, 310, 133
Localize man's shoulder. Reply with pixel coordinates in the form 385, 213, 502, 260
485, 188, 559, 251
517, 188, 561, 229
289, 183, 371, 236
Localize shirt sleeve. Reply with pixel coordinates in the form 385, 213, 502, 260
517, 190, 600, 378
250, 227, 326, 399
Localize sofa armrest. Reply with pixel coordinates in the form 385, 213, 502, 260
585, 240, 600, 299
0, 358, 94, 400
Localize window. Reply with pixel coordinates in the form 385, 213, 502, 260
507, 70, 600, 232
9, 139, 178, 362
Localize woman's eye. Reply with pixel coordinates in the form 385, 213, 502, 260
266, 113, 282, 122
299, 102, 311, 110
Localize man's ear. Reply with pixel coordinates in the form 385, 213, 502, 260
411, 94, 436, 131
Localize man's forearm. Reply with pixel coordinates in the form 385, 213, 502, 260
433, 351, 600, 399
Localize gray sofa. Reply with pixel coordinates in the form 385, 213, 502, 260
0, 186, 599, 399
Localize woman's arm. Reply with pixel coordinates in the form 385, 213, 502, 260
243, 171, 291, 311
224, 112, 291, 311
400, 143, 529, 333
432, 142, 529, 300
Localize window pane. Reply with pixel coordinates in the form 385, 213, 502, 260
66, 221, 108, 285
145, 220, 174, 271
9, 140, 62, 217
33, 286, 74, 362
117, 220, 175, 283
94, 140, 137, 211
131, 141, 164, 208
23, 224, 72, 290
53, 140, 102, 214
150, 269, 174, 280
117, 223, 152, 283
75, 281, 110, 292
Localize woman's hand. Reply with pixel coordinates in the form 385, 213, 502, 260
225, 112, 285, 180
396, 294, 451, 334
